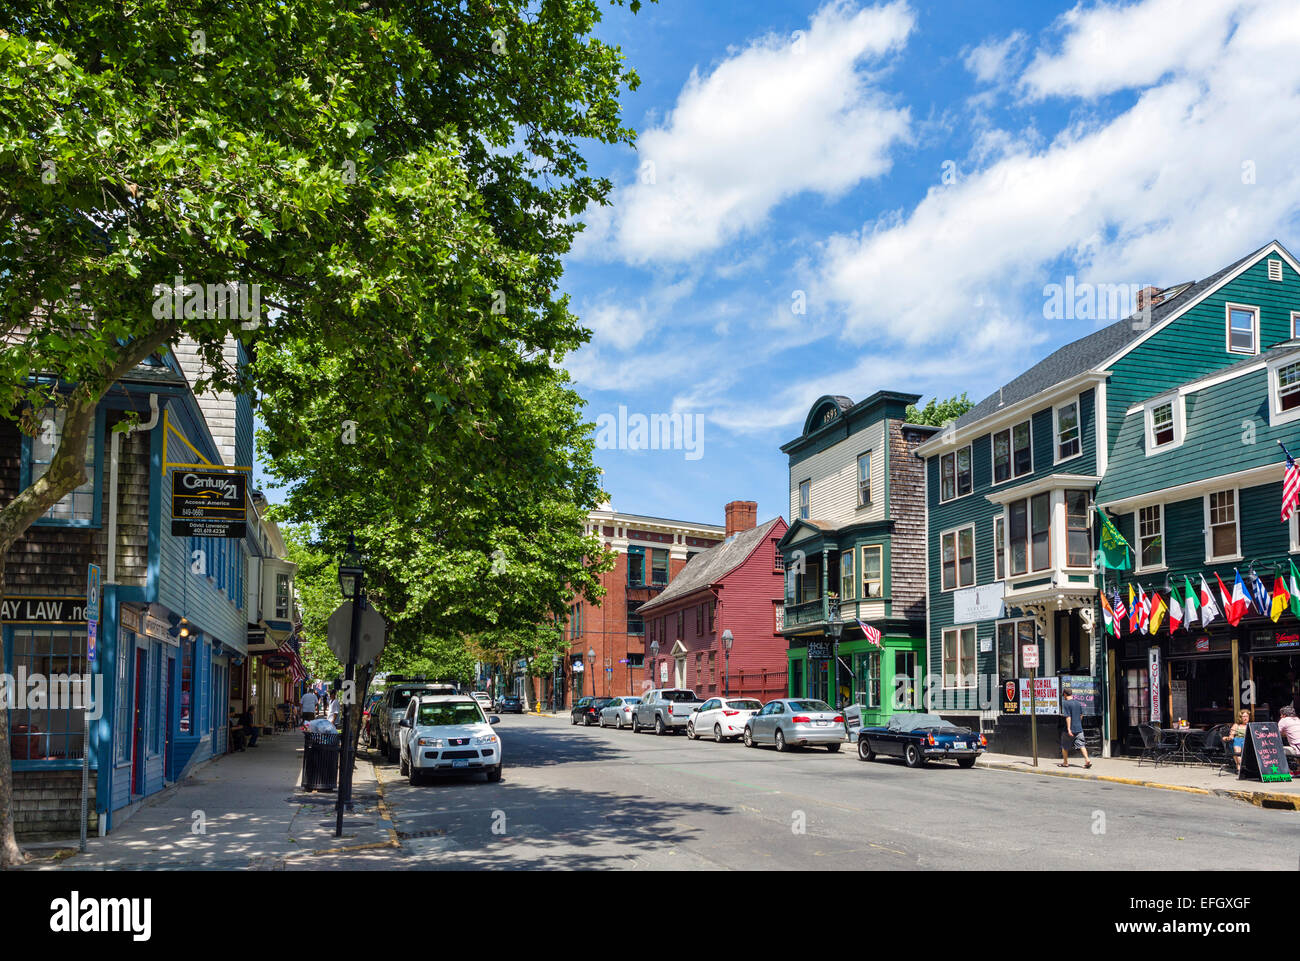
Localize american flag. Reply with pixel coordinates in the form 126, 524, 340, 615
857, 618, 883, 648
1112, 586, 1127, 633
1282, 450, 1300, 523
277, 637, 306, 683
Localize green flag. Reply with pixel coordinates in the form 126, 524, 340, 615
1289, 560, 1300, 619
1095, 507, 1133, 570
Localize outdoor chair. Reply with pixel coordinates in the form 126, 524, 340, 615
1187, 726, 1222, 766
273, 707, 292, 732
1137, 723, 1175, 767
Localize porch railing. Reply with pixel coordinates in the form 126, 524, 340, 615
784, 597, 826, 627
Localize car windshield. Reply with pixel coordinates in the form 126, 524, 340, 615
417, 702, 486, 726
787, 700, 832, 712
661, 690, 699, 702
727, 700, 762, 710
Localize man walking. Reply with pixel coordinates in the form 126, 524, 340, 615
301, 687, 319, 721
1058, 687, 1090, 768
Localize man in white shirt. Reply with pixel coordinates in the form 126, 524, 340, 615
327, 692, 341, 726
301, 689, 319, 720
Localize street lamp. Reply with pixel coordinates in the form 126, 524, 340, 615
649, 639, 660, 688
335, 535, 363, 838
721, 630, 734, 697
826, 596, 843, 709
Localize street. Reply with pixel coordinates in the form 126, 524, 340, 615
358, 714, 1299, 871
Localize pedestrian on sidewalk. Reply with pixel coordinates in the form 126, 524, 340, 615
327, 690, 341, 727
301, 688, 319, 720
1058, 687, 1090, 769
240, 703, 260, 748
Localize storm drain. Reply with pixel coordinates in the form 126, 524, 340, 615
397, 828, 448, 840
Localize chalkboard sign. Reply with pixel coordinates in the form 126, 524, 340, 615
1238, 722, 1294, 783
1060, 675, 1098, 715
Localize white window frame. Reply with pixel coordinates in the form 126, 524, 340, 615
1203, 487, 1242, 563
941, 625, 977, 690
1053, 396, 1083, 465
1063, 489, 1093, 570
860, 544, 883, 598
990, 419, 1033, 487
1143, 392, 1185, 453
1290, 511, 1300, 554
1291, 310, 1300, 339
1267, 352, 1300, 427
939, 445, 974, 503
1224, 302, 1260, 356
856, 450, 872, 507
993, 514, 1006, 582
940, 524, 976, 592
798, 479, 810, 520
1134, 503, 1166, 573
995, 617, 1038, 678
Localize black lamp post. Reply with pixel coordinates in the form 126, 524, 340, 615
722, 630, 734, 697
335, 536, 363, 838
827, 596, 843, 709
649, 639, 660, 689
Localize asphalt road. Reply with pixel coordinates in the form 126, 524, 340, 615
339, 713, 1299, 871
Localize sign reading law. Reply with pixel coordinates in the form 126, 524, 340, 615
171, 469, 247, 537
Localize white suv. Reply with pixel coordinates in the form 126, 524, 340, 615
398, 695, 503, 785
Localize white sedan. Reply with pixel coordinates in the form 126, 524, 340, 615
688, 697, 763, 742
398, 695, 503, 785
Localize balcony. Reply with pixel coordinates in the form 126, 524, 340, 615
784, 597, 827, 629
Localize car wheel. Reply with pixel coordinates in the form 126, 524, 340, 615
616, 715, 624, 730
632, 715, 640, 733
957, 757, 977, 769
904, 743, 924, 768
487, 765, 503, 783
858, 737, 876, 761
408, 764, 421, 786
570, 714, 577, 725
714, 724, 724, 743
655, 716, 666, 736
744, 727, 755, 748
774, 729, 787, 753
826, 742, 841, 753
687, 722, 697, 740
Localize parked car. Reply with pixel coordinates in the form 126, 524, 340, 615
571, 696, 614, 725
598, 696, 642, 729
633, 689, 702, 735
857, 713, 987, 768
373, 679, 457, 762
397, 694, 503, 785
688, 697, 762, 742
496, 695, 523, 714
471, 691, 493, 712
744, 698, 845, 752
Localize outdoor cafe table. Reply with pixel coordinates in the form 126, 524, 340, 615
1158, 726, 1204, 766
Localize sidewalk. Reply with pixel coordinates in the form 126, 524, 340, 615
976, 751, 1300, 810
20, 729, 397, 870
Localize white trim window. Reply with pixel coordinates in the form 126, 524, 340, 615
1205, 488, 1240, 561
1291, 511, 1300, 554
861, 545, 883, 598
857, 451, 872, 507
1292, 311, 1300, 339
1007, 493, 1051, 576
942, 626, 976, 690
993, 514, 1006, 581
992, 420, 1032, 485
939, 446, 973, 502
1225, 303, 1259, 355
1136, 504, 1165, 571
1054, 398, 1082, 462
1268, 354, 1300, 427
1065, 489, 1092, 568
941, 525, 975, 591
1143, 392, 1184, 453
798, 479, 810, 520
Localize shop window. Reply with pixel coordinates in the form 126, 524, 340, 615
894, 650, 919, 709
997, 619, 1037, 682
10, 627, 89, 761
1124, 667, 1150, 728
856, 652, 880, 708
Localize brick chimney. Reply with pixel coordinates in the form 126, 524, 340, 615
1135, 286, 1163, 311
725, 501, 758, 537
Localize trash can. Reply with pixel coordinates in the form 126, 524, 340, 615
302, 731, 341, 792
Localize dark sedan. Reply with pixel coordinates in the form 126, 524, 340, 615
857, 713, 987, 768
570, 696, 614, 726
496, 695, 523, 713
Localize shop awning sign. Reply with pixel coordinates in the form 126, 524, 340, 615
171, 469, 247, 537
2, 596, 90, 624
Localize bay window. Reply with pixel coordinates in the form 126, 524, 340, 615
1007, 492, 1051, 575
840, 549, 855, 599
861, 545, 883, 598
1066, 489, 1091, 567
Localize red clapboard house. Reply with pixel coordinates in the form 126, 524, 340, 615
636, 503, 789, 702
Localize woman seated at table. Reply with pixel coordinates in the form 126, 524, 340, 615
1223, 709, 1251, 772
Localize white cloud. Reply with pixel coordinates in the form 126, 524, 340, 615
593, 0, 915, 265
963, 30, 1026, 84
819, 0, 1300, 350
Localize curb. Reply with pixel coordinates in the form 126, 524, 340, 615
978, 759, 1300, 809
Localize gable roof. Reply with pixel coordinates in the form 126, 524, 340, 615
949, 241, 1285, 433
637, 517, 784, 613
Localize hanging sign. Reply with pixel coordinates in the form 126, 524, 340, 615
1148, 646, 1162, 724
171, 469, 247, 537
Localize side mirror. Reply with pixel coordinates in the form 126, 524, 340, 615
489, 716, 501, 725
692, 706, 700, 712
399, 719, 411, 728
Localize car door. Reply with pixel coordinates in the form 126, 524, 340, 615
402, 700, 417, 759
605, 698, 621, 722
752, 702, 772, 741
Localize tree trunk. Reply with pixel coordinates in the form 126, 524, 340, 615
0, 555, 25, 867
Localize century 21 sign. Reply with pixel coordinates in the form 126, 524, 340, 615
171, 469, 247, 538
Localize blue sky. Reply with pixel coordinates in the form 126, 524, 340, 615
557, 0, 1300, 530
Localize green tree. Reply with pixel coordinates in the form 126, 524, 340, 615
905, 393, 975, 427
0, 0, 647, 867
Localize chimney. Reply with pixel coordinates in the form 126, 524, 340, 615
1135, 286, 1163, 311
725, 500, 758, 537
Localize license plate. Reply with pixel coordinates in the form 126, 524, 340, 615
452, 759, 469, 768
955, 742, 967, 750
815, 720, 828, 726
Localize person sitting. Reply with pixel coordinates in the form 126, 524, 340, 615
230, 714, 246, 752
1278, 705, 1300, 768
1224, 709, 1251, 772
240, 704, 260, 748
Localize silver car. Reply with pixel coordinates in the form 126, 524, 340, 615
744, 698, 845, 752
598, 696, 642, 729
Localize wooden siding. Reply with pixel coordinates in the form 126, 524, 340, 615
1106, 256, 1300, 448
889, 421, 928, 620
789, 419, 886, 529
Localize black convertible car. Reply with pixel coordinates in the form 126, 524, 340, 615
857, 713, 987, 768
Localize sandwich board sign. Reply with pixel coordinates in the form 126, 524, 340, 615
1239, 722, 1293, 783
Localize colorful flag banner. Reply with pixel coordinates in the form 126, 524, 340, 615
1096, 508, 1133, 569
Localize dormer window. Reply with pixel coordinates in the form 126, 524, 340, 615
1151, 403, 1174, 445
1278, 362, 1300, 411
1143, 394, 1184, 453
1267, 353, 1300, 427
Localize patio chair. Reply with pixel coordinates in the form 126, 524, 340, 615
1137, 724, 1175, 767
1188, 726, 1223, 765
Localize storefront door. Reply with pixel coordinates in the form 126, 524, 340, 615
164, 654, 175, 780
1118, 664, 1149, 752
132, 648, 147, 795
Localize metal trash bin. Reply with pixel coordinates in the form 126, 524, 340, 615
302, 731, 341, 792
